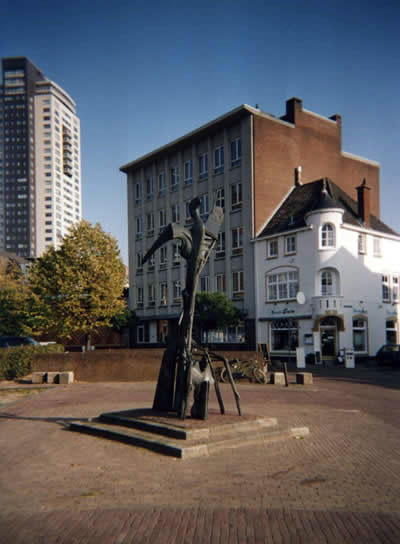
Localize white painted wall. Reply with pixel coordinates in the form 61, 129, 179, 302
254, 206, 400, 358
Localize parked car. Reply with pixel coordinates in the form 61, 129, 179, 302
0, 336, 38, 348
376, 344, 400, 367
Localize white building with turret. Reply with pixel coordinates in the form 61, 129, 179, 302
254, 178, 400, 363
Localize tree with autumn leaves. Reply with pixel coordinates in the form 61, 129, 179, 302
0, 221, 129, 346
27, 221, 128, 348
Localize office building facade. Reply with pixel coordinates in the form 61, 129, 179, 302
0, 57, 81, 257
121, 98, 380, 348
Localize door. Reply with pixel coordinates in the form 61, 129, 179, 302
320, 327, 337, 359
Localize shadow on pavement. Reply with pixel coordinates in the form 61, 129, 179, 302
0, 413, 91, 428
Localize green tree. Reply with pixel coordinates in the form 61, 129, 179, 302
29, 220, 127, 348
194, 291, 242, 343
0, 258, 32, 336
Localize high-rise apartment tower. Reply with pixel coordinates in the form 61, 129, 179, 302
0, 57, 82, 257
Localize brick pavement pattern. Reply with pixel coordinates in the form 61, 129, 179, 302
1, 368, 400, 543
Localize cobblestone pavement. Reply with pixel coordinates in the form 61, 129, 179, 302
1, 369, 400, 543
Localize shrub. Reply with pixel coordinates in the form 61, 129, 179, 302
0, 344, 64, 380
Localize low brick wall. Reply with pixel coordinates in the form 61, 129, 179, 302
31, 349, 262, 382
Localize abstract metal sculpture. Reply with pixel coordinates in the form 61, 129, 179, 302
142, 196, 229, 419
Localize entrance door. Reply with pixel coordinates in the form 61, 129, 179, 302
320, 327, 337, 359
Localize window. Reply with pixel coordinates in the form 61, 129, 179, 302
199, 194, 209, 219
285, 235, 296, 255
173, 281, 181, 301
231, 183, 242, 210
137, 324, 150, 343
231, 138, 241, 167
159, 172, 166, 194
148, 284, 155, 306
160, 246, 167, 266
215, 187, 225, 210
171, 167, 179, 189
137, 286, 144, 306
267, 239, 278, 258
267, 270, 299, 301
185, 201, 192, 224
135, 182, 142, 204
146, 212, 154, 235
160, 282, 168, 305
199, 153, 208, 179
321, 223, 335, 248
146, 177, 154, 200
382, 275, 390, 302
136, 216, 142, 239
136, 252, 143, 270
200, 275, 209, 292
171, 203, 180, 223
386, 320, 397, 344
373, 237, 382, 257
214, 145, 224, 174
184, 160, 193, 184
270, 319, 298, 353
321, 270, 334, 296
216, 231, 225, 257
147, 253, 155, 268
173, 242, 181, 265
232, 226, 243, 254
159, 209, 167, 230
232, 270, 244, 297
353, 318, 368, 353
358, 233, 367, 254
393, 275, 399, 302
216, 273, 226, 293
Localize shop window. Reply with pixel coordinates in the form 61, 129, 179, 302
270, 319, 298, 353
386, 320, 397, 344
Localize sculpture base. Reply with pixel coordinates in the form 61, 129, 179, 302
69, 408, 309, 459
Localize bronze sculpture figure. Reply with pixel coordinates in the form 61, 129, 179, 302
142, 196, 228, 419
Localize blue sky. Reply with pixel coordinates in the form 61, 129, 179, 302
1, 0, 399, 263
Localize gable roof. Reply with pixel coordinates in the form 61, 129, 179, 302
257, 179, 398, 238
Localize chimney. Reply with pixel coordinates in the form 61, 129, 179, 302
285, 97, 303, 124
356, 179, 371, 228
294, 166, 302, 186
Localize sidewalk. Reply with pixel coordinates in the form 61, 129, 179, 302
1, 369, 400, 543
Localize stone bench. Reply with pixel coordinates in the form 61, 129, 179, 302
296, 372, 313, 385
31, 371, 74, 384
270, 372, 286, 385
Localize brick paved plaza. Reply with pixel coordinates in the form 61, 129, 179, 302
1, 368, 400, 543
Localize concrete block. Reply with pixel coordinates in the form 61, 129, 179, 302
296, 372, 313, 385
45, 372, 59, 384
270, 372, 285, 385
59, 371, 74, 384
31, 372, 46, 384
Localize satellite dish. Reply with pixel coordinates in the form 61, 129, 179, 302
296, 291, 306, 305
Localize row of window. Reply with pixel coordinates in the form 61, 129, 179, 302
266, 226, 383, 259
135, 185, 241, 239
136, 227, 242, 268
264, 268, 399, 303
134, 140, 241, 204
136, 271, 244, 307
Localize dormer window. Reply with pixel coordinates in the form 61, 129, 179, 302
320, 223, 335, 248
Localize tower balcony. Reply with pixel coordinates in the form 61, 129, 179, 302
312, 295, 344, 317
